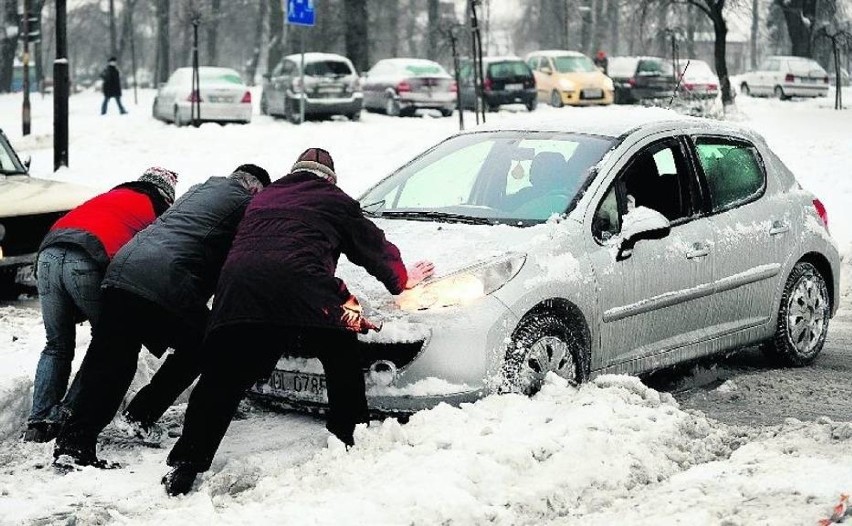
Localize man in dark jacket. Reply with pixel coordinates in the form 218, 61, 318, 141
162, 148, 433, 496
25, 167, 177, 443
53, 164, 271, 468
100, 57, 127, 115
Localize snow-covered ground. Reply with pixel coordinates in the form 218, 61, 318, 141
0, 88, 850, 525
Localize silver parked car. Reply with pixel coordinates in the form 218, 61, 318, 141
362, 58, 456, 117
739, 56, 830, 99
260, 52, 363, 123
152, 67, 253, 126
251, 111, 840, 414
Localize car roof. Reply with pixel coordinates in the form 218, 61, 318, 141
172, 66, 239, 74
377, 58, 441, 65
526, 50, 587, 58
469, 107, 758, 141
284, 52, 353, 64
482, 56, 524, 63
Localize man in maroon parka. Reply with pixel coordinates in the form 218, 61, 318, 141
162, 148, 433, 495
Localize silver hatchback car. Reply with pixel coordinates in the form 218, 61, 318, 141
251, 111, 840, 414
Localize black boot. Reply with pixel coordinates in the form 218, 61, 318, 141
162, 464, 199, 496
53, 440, 119, 470
22, 422, 62, 443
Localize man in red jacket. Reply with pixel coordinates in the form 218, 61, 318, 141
24, 167, 178, 443
162, 148, 433, 495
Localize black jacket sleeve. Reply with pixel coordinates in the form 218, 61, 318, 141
340, 201, 408, 295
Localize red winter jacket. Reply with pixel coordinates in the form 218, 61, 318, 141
39, 181, 170, 268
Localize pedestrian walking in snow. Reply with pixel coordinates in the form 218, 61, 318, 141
24, 167, 177, 443
161, 148, 434, 496
100, 57, 127, 115
52, 165, 271, 469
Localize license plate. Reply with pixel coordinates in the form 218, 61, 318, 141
505, 83, 523, 91
15, 264, 36, 287
802, 77, 817, 83
208, 95, 233, 103
266, 370, 328, 401
317, 85, 342, 94
582, 88, 603, 99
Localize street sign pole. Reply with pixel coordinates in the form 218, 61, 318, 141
54, 0, 69, 170
300, 28, 305, 123
286, 0, 315, 126
22, 1, 31, 136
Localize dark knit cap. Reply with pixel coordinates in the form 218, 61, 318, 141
291, 148, 336, 184
234, 164, 271, 187
138, 166, 178, 204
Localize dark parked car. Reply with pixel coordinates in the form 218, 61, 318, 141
260, 52, 363, 123
362, 58, 456, 117
607, 56, 677, 104
459, 57, 537, 112
0, 129, 95, 298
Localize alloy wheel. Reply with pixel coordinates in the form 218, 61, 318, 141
515, 335, 577, 395
786, 274, 828, 356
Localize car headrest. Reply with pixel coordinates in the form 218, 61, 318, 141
530, 152, 569, 191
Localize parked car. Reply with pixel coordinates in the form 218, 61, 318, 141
250, 110, 840, 414
676, 59, 719, 100
739, 56, 830, 99
458, 56, 537, 112
607, 56, 677, 104
362, 58, 455, 117
524, 50, 614, 107
0, 129, 96, 298
152, 67, 252, 126
261, 52, 362, 123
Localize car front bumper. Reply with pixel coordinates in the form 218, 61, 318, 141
250, 295, 519, 414
560, 87, 614, 106
289, 94, 363, 116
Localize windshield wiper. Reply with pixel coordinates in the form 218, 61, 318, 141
379, 210, 494, 225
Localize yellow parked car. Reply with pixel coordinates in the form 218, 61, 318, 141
525, 50, 614, 107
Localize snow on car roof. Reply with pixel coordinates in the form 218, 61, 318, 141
469, 106, 753, 140
528, 50, 587, 58
285, 52, 353, 64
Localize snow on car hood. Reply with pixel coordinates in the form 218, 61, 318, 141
338, 217, 565, 308
0, 175, 96, 218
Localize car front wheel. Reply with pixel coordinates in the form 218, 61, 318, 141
550, 90, 564, 108
386, 96, 400, 117
740, 83, 751, 96
764, 261, 831, 366
774, 85, 789, 100
502, 311, 587, 395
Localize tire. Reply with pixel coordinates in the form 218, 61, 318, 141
440, 108, 454, 117
550, 90, 564, 108
285, 98, 303, 124
348, 110, 361, 122
173, 107, 184, 127
502, 310, 588, 395
260, 93, 269, 115
763, 262, 831, 366
385, 96, 400, 117
525, 98, 538, 111
774, 85, 788, 100
740, 83, 751, 97
0, 271, 19, 301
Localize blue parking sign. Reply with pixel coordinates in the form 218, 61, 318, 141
287, 0, 315, 27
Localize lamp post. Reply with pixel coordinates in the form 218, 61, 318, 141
54, 0, 68, 170
191, 13, 201, 127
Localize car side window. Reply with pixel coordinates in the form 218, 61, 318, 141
593, 140, 695, 241
694, 139, 765, 213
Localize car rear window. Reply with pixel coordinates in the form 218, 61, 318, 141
201, 70, 243, 84
607, 57, 637, 77
305, 61, 354, 76
403, 63, 446, 76
638, 59, 674, 76
553, 56, 597, 73
694, 139, 765, 212
787, 58, 826, 75
488, 61, 531, 78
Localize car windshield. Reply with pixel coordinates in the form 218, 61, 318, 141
488, 61, 530, 78
305, 60, 353, 76
359, 131, 615, 225
402, 62, 446, 76
553, 56, 597, 73
0, 133, 26, 175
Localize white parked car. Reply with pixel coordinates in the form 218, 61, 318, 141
739, 56, 829, 100
152, 67, 252, 126
676, 59, 719, 100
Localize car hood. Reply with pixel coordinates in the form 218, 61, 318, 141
338, 218, 566, 309
560, 71, 608, 85
0, 175, 96, 218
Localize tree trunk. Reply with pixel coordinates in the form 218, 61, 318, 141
776, 0, 814, 57
686, 4, 696, 59
750, 0, 759, 68
206, 0, 221, 66
344, 0, 369, 73
0, 0, 19, 92
109, 0, 117, 58
267, 0, 284, 72
246, 0, 266, 85
608, 0, 620, 55
710, 5, 733, 105
387, 0, 399, 57
406, 0, 418, 56
593, 0, 607, 55
117, 0, 137, 67
581, 1, 593, 53
427, 0, 439, 60
155, 0, 170, 85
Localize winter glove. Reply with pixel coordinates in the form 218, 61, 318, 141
405, 260, 435, 289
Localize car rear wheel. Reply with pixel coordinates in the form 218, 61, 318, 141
348, 110, 361, 122
440, 108, 454, 117
763, 262, 830, 366
525, 98, 537, 111
774, 85, 789, 100
285, 98, 303, 124
740, 83, 751, 96
550, 90, 564, 108
502, 311, 586, 395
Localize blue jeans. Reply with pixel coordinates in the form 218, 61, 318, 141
101, 95, 127, 115
29, 245, 104, 424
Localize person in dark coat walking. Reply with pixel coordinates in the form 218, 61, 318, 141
24, 167, 177, 443
100, 57, 127, 115
53, 164, 272, 468
161, 148, 434, 495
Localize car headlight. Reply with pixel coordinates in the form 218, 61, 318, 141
398, 253, 526, 311
603, 77, 614, 91
558, 79, 576, 91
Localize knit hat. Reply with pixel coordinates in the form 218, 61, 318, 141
234, 163, 271, 187
291, 148, 336, 184
138, 166, 178, 203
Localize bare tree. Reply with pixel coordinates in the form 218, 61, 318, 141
246, 0, 266, 84
267, 0, 284, 72
155, 0, 171, 84
344, 0, 369, 72
774, 0, 816, 57
0, 0, 18, 92
427, 0, 439, 60
206, 0, 221, 65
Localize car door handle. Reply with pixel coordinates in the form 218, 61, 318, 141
686, 242, 710, 259
769, 220, 790, 236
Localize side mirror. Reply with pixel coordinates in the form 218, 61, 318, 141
541, 67, 553, 75
615, 206, 671, 260
23, 155, 31, 171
